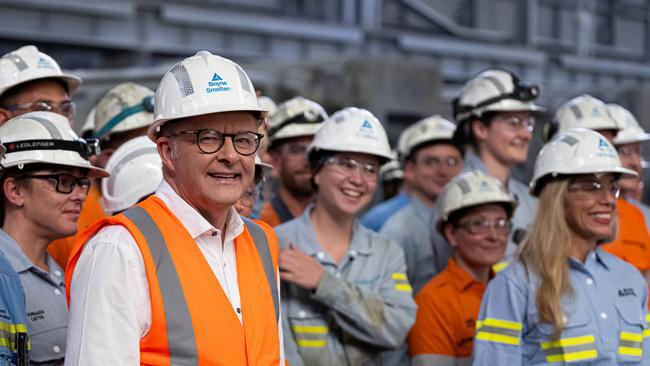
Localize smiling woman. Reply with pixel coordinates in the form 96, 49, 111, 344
473, 128, 650, 366
0, 111, 107, 365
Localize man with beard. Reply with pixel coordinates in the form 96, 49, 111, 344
259, 96, 327, 227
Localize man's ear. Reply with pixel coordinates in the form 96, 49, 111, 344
157, 137, 176, 175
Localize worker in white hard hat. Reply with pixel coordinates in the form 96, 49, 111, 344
101, 136, 162, 215
0, 45, 81, 124
277, 107, 416, 365
0, 111, 107, 365
381, 115, 464, 294
609, 103, 650, 230
260, 96, 327, 227
49, 82, 156, 268
474, 128, 649, 365
65, 51, 284, 365
378, 155, 404, 201
555, 96, 650, 283
449, 68, 544, 265
409, 170, 516, 365
235, 155, 272, 218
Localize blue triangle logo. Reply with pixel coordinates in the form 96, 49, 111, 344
212, 73, 223, 81
361, 120, 372, 129
599, 138, 608, 147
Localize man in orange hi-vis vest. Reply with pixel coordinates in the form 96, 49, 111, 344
65, 51, 285, 365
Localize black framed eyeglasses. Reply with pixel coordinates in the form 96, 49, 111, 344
17, 174, 91, 195
166, 129, 263, 156
8, 100, 76, 119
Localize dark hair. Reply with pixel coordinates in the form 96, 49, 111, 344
404, 140, 465, 163
452, 112, 497, 150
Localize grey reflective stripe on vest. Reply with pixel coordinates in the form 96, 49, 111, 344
123, 206, 199, 365
242, 217, 280, 322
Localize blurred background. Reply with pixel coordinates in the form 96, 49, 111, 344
1, 0, 650, 183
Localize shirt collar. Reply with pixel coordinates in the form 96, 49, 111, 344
464, 150, 516, 190
0, 229, 32, 273
568, 247, 610, 273
447, 258, 487, 291
155, 179, 244, 241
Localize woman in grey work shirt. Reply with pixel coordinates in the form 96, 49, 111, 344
0, 112, 107, 364
275, 107, 417, 366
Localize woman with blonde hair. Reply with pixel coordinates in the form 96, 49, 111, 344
473, 128, 649, 365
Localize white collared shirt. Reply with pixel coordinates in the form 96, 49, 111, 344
65, 180, 284, 365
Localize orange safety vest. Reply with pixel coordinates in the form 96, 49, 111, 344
48, 185, 105, 268
603, 198, 650, 272
66, 196, 281, 366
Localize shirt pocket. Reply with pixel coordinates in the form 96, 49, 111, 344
530, 311, 598, 365
614, 299, 645, 364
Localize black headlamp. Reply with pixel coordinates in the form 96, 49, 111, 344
2, 138, 99, 161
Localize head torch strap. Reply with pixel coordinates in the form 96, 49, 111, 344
94, 95, 154, 140
3, 139, 93, 160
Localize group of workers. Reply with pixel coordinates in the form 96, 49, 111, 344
0, 44, 647, 366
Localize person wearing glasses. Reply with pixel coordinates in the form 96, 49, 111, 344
0, 111, 107, 365
277, 108, 417, 365
409, 170, 515, 365
473, 128, 649, 365
553, 96, 650, 286
235, 155, 272, 218
381, 115, 464, 294
65, 51, 284, 365
260, 96, 327, 227
0, 46, 81, 124
448, 69, 544, 269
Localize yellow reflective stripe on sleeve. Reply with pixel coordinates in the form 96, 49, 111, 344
292, 325, 328, 334
392, 273, 407, 281
643, 329, 650, 338
475, 331, 520, 345
545, 350, 598, 363
296, 339, 326, 348
395, 283, 413, 292
0, 321, 27, 334
479, 318, 522, 331
492, 261, 509, 273
475, 318, 522, 345
541, 335, 595, 349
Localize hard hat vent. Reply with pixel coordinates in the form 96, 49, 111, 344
170, 64, 194, 97
235, 65, 251, 93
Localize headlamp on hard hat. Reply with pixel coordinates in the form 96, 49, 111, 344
3, 138, 98, 161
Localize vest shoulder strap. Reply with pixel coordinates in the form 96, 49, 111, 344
242, 217, 280, 322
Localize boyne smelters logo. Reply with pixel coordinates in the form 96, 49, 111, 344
206, 73, 232, 93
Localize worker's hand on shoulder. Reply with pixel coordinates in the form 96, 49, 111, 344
279, 243, 323, 290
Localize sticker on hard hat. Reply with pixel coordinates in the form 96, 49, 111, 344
37, 57, 55, 69
591, 107, 603, 117
479, 181, 495, 192
596, 138, 616, 158
357, 120, 378, 139
206, 73, 232, 93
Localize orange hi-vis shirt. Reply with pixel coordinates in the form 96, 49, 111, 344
409, 258, 488, 365
603, 198, 650, 272
48, 185, 105, 268
66, 196, 282, 366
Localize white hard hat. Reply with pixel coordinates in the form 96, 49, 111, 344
555, 94, 620, 133
149, 50, 266, 140
380, 159, 404, 182
397, 115, 457, 159
0, 111, 107, 177
268, 96, 327, 145
254, 155, 272, 185
258, 96, 277, 116
529, 128, 637, 196
308, 107, 392, 163
452, 69, 544, 123
0, 45, 81, 99
608, 104, 650, 145
94, 82, 154, 140
102, 136, 161, 214
437, 170, 517, 230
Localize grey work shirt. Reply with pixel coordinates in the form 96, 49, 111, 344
0, 230, 67, 365
276, 206, 417, 366
435, 151, 539, 258
381, 194, 451, 294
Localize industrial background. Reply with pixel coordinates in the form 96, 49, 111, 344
2, 0, 650, 183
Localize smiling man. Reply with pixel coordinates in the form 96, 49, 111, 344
65, 51, 284, 365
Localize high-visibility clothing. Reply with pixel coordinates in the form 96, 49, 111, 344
603, 198, 650, 272
48, 185, 105, 267
66, 196, 281, 366
0, 249, 28, 365
409, 258, 487, 365
473, 247, 650, 365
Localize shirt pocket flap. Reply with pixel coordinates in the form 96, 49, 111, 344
614, 300, 645, 328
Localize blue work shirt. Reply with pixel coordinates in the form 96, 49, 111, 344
0, 230, 67, 365
361, 191, 409, 232
0, 246, 28, 366
473, 247, 650, 365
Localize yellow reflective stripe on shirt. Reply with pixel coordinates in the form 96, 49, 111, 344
395, 284, 413, 292
618, 332, 643, 357
492, 261, 509, 273
296, 339, 327, 348
541, 335, 598, 363
392, 273, 407, 281
392, 272, 412, 292
475, 318, 522, 346
292, 325, 328, 334
0, 321, 27, 334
